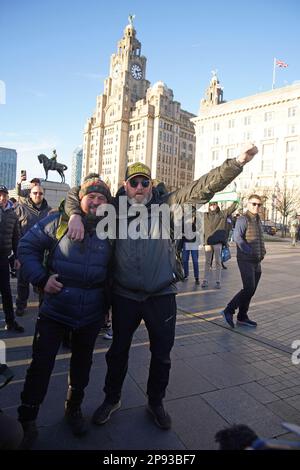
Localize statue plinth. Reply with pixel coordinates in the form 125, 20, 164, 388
41, 180, 70, 209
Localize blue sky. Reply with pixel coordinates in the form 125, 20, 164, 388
0, 0, 299, 184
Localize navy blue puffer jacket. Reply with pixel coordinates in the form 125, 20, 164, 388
18, 213, 112, 328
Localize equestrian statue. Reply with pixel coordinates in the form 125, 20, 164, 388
38, 149, 68, 183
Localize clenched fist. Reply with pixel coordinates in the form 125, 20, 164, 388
236, 143, 258, 166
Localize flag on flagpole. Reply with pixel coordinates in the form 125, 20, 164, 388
276, 59, 288, 68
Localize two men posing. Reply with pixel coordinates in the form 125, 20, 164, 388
17, 144, 258, 447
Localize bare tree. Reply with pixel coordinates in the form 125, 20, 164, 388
275, 181, 300, 237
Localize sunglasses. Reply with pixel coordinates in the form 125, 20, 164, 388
32, 192, 44, 195
128, 178, 150, 188
250, 202, 262, 207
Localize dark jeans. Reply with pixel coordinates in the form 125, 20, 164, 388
16, 266, 30, 310
104, 293, 177, 406
20, 314, 102, 417
0, 259, 15, 324
226, 259, 262, 320
182, 244, 199, 279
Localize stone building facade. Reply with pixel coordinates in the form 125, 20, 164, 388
82, 19, 195, 194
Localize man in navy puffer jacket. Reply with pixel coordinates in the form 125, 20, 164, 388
17, 177, 112, 448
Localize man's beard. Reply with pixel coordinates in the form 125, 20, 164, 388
128, 193, 152, 205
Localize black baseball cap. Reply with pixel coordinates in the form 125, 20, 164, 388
0, 185, 9, 194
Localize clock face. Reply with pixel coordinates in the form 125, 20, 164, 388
113, 63, 121, 79
131, 63, 143, 80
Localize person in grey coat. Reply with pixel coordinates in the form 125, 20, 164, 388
65, 143, 259, 430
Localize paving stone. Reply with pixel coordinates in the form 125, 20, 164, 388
166, 359, 216, 399
241, 382, 280, 404
267, 400, 300, 424
167, 395, 228, 450
188, 355, 264, 388
202, 387, 283, 437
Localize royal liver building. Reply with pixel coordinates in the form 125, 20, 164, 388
82, 17, 196, 195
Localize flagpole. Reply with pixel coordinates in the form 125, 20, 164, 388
272, 57, 276, 90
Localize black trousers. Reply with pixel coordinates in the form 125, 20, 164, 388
16, 266, 30, 310
0, 259, 15, 324
226, 259, 262, 320
20, 314, 102, 416
104, 293, 177, 405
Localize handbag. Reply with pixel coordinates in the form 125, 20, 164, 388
221, 245, 231, 263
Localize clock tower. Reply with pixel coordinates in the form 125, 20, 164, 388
82, 17, 196, 195
107, 17, 150, 116
82, 17, 150, 193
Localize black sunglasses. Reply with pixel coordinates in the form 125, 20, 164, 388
32, 192, 44, 195
250, 202, 262, 207
128, 178, 150, 188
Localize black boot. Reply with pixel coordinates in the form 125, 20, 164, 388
18, 404, 39, 449
19, 421, 39, 449
65, 401, 88, 437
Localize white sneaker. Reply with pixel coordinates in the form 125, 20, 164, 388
103, 328, 113, 340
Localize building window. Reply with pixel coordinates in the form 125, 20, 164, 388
212, 150, 219, 161
261, 160, 273, 173
228, 119, 235, 129
264, 111, 274, 122
243, 131, 252, 141
213, 122, 220, 131
198, 125, 204, 136
285, 155, 297, 172
288, 124, 296, 135
264, 127, 274, 138
288, 107, 297, 118
262, 143, 274, 157
244, 116, 251, 125
286, 140, 297, 153
226, 148, 235, 158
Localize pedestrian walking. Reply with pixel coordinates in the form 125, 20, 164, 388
220, 194, 266, 328
202, 201, 238, 289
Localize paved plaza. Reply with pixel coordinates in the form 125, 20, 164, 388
1, 241, 300, 450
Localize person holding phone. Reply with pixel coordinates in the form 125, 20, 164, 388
16, 171, 41, 202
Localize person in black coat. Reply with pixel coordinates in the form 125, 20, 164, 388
0, 185, 24, 332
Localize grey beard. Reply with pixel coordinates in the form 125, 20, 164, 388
128, 193, 152, 205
